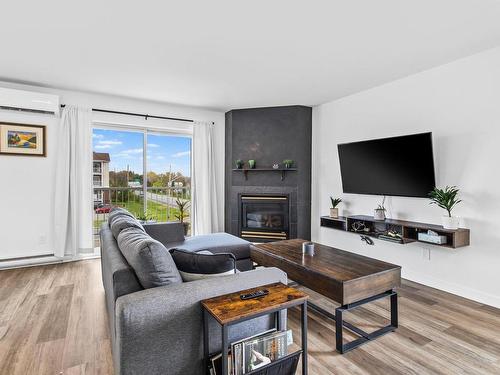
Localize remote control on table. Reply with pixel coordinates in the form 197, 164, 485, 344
240, 289, 269, 300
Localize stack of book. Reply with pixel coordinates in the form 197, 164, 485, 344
209, 329, 292, 375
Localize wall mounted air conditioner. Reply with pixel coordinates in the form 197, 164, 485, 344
0, 87, 60, 116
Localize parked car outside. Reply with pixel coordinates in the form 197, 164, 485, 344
95, 204, 112, 214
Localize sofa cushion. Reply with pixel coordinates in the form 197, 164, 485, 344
117, 227, 182, 288
165, 233, 251, 260
170, 248, 237, 282
110, 214, 145, 239
109, 207, 136, 226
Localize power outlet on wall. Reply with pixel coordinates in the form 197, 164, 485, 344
38, 234, 47, 245
421, 246, 431, 261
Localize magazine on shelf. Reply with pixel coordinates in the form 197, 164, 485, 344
242, 330, 289, 373
231, 329, 276, 375
210, 351, 232, 375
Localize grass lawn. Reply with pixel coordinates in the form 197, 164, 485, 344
93, 198, 189, 233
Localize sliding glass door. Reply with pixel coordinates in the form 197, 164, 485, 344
92, 126, 192, 248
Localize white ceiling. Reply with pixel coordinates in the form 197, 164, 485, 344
2, 0, 500, 111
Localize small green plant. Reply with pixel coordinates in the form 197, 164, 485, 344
429, 186, 461, 217
283, 159, 294, 168
235, 159, 244, 169
330, 197, 342, 208
174, 198, 190, 223
135, 213, 156, 222
248, 159, 256, 169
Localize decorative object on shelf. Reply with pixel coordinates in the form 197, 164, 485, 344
329, 197, 342, 218
235, 159, 244, 169
248, 159, 256, 169
174, 197, 190, 235
302, 242, 315, 256
283, 159, 294, 169
429, 186, 462, 229
374, 196, 386, 221
351, 221, 367, 232
0, 122, 46, 157
272, 163, 280, 169
418, 230, 447, 245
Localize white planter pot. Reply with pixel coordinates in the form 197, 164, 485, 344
442, 216, 460, 230
374, 209, 386, 221
329, 208, 339, 218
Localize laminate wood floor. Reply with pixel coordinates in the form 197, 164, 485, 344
1, 259, 499, 375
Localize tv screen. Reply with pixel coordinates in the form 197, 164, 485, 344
337, 132, 436, 198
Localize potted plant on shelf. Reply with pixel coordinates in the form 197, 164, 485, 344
329, 197, 342, 218
429, 186, 462, 229
248, 159, 256, 169
283, 159, 294, 169
374, 196, 386, 220
235, 159, 244, 169
174, 197, 191, 235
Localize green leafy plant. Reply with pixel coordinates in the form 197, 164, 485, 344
330, 197, 342, 208
248, 159, 256, 169
429, 186, 461, 217
283, 159, 294, 168
235, 159, 244, 169
174, 198, 190, 223
135, 213, 156, 222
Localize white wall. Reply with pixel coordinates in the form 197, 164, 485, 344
0, 82, 225, 260
312, 47, 500, 308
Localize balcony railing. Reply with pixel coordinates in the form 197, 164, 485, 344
93, 186, 191, 248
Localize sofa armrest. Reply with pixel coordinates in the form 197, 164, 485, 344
142, 222, 185, 245
114, 267, 287, 375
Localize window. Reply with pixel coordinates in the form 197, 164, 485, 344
92, 126, 192, 248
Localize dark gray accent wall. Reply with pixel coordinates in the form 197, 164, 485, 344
225, 105, 312, 240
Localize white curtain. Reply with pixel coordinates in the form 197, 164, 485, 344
192, 121, 220, 235
53, 106, 93, 257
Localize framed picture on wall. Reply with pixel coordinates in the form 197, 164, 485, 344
0, 122, 46, 157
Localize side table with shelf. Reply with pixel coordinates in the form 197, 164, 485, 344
201, 282, 309, 375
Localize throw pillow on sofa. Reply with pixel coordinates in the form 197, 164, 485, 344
110, 214, 145, 239
170, 248, 237, 282
118, 227, 182, 288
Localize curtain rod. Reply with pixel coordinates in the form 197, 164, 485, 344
60, 104, 210, 124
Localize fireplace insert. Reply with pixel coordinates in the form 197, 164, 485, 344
239, 194, 289, 242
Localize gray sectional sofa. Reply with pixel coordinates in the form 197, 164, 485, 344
100, 210, 287, 375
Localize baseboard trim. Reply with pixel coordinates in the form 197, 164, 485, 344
402, 268, 500, 309
0, 253, 100, 270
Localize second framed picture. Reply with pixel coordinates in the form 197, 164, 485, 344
0, 122, 46, 157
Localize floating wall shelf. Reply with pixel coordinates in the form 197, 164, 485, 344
320, 215, 470, 249
232, 168, 297, 181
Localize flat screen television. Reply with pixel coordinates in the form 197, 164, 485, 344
337, 132, 436, 198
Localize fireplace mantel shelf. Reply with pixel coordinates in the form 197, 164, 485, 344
232, 168, 297, 181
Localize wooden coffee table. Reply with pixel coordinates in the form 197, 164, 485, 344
250, 239, 401, 353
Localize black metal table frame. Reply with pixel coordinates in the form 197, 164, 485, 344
307, 289, 398, 354
202, 300, 308, 375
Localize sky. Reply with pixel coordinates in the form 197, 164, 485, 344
92, 128, 191, 176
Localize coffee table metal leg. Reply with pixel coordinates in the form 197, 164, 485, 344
301, 302, 308, 375
222, 325, 228, 375
391, 292, 398, 328
335, 307, 344, 353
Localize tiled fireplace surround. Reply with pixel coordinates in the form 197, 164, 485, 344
225, 105, 312, 242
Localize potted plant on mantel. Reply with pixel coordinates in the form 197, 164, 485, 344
429, 186, 462, 229
235, 159, 244, 169
329, 197, 342, 218
374, 196, 386, 221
